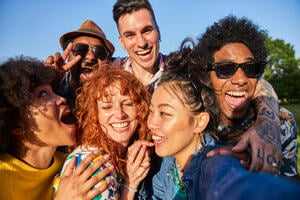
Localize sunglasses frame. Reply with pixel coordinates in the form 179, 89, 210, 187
72, 43, 110, 60
208, 61, 266, 79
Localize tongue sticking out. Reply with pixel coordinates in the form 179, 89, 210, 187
225, 94, 248, 110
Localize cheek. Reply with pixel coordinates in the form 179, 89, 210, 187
125, 106, 138, 119
98, 110, 110, 124
249, 79, 258, 96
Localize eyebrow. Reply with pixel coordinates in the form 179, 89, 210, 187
215, 57, 255, 63
158, 103, 175, 109
122, 25, 154, 36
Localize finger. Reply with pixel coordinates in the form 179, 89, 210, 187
133, 145, 147, 166
82, 164, 114, 192
61, 157, 76, 177
207, 145, 233, 157
232, 135, 250, 152
73, 151, 101, 175
54, 52, 62, 63
62, 42, 73, 61
79, 154, 110, 181
62, 55, 81, 71
136, 140, 154, 147
230, 151, 249, 162
261, 147, 281, 174
44, 56, 54, 66
127, 142, 143, 163
86, 180, 110, 200
240, 159, 250, 169
249, 147, 264, 172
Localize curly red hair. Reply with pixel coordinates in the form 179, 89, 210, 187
75, 65, 151, 177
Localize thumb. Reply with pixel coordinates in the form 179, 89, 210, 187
232, 134, 250, 152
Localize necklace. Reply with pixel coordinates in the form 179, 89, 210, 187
173, 161, 188, 199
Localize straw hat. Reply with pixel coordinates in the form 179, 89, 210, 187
59, 20, 115, 55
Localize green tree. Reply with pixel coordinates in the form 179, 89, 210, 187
264, 35, 300, 102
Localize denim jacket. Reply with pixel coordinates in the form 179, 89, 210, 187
151, 134, 300, 200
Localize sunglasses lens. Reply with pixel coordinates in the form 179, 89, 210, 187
216, 63, 237, 79
243, 63, 264, 78
72, 43, 89, 57
93, 45, 109, 60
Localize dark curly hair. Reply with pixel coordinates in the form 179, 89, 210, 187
0, 56, 58, 154
193, 15, 267, 69
160, 39, 219, 136
113, 0, 160, 32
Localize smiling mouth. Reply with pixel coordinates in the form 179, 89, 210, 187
136, 48, 151, 56
152, 135, 167, 145
226, 91, 246, 97
225, 90, 248, 109
81, 65, 96, 74
111, 122, 129, 128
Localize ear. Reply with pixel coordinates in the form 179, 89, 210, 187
118, 35, 126, 50
194, 112, 210, 134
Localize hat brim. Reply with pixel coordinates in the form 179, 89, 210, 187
59, 31, 115, 56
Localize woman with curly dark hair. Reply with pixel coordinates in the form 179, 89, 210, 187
54, 65, 153, 200
0, 57, 113, 200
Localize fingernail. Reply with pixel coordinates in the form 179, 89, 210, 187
92, 150, 100, 155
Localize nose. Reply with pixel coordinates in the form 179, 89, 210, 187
231, 67, 248, 86
136, 33, 148, 48
114, 105, 127, 119
84, 47, 97, 60
147, 112, 158, 131
56, 94, 67, 105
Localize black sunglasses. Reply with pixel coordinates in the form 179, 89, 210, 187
72, 43, 109, 60
208, 61, 266, 79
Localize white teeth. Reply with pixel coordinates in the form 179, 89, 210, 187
152, 135, 167, 141
136, 49, 151, 55
111, 122, 129, 128
82, 65, 96, 69
226, 91, 246, 97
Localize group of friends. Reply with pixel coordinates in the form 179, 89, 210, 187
0, 0, 299, 199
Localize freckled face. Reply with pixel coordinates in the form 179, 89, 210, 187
97, 85, 138, 148
147, 83, 199, 162
210, 43, 258, 125
117, 8, 160, 72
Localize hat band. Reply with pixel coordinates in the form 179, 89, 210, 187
78, 28, 105, 37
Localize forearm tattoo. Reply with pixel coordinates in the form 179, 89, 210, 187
254, 119, 281, 149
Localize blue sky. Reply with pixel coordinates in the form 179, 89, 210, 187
1, 0, 299, 63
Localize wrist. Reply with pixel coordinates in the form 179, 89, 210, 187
121, 184, 138, 192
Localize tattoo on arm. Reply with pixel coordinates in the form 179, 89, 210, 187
253, 79, 278, 100
254, 119, 281, 149
253, 79, 280, 122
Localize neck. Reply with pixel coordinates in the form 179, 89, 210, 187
130, 57, 160, 86
15, 144, 56, 169
175, 136, 201, 170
